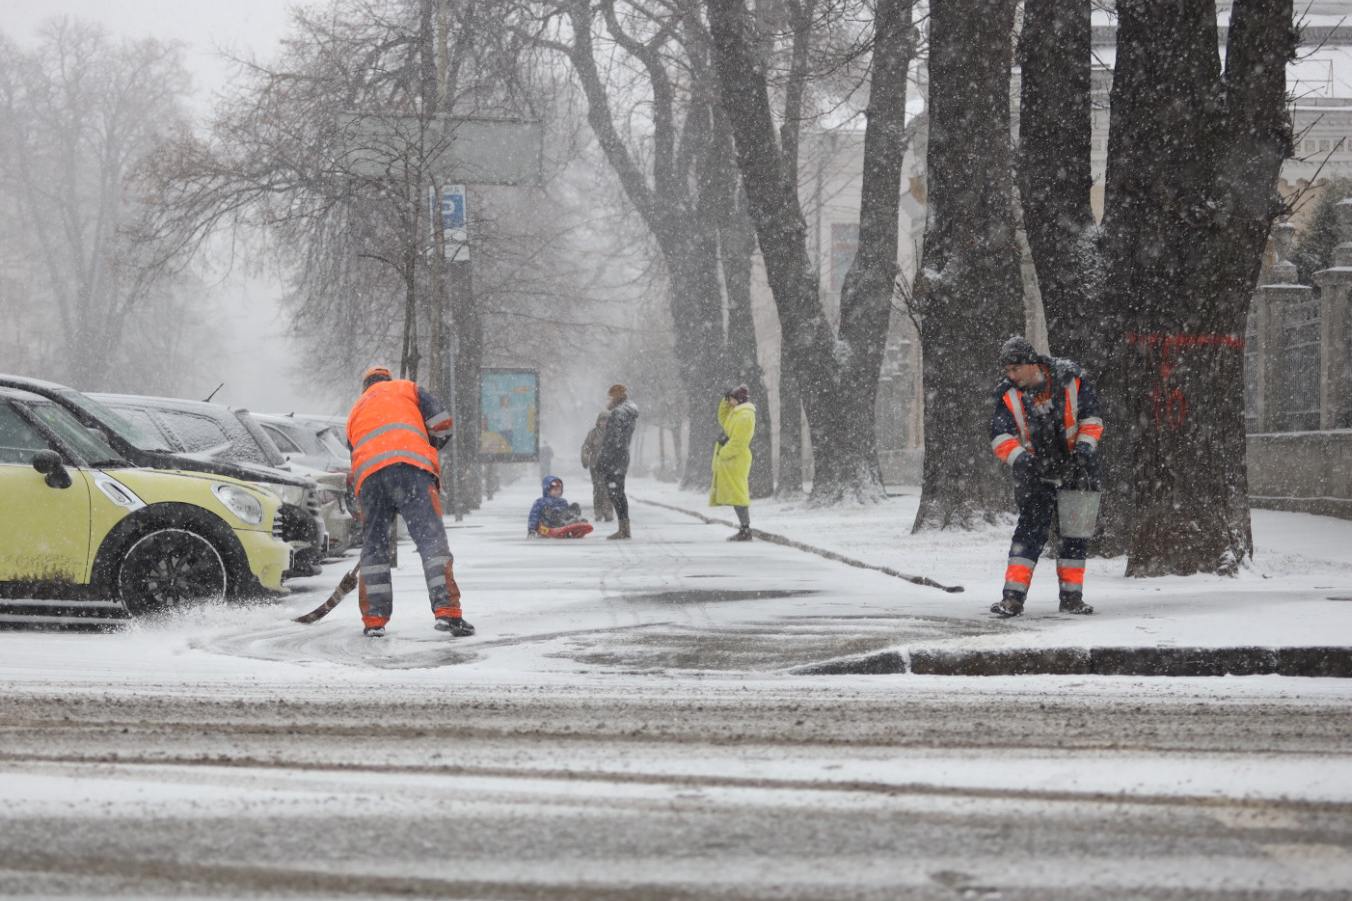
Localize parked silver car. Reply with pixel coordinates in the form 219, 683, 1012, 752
254, 413, 350, 473
253, 413, 358, 553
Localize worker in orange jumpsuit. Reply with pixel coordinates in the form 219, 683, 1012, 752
347, 365, 473, 638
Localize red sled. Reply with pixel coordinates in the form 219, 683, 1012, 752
541, 522, 593, 539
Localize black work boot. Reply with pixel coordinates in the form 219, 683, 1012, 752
435, 616, 476, 636
990, 595, 1024, 617
1058, 594, 1094, 614
727, 527, 752, 542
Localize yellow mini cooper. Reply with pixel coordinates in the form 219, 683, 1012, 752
0, 386, 290, 618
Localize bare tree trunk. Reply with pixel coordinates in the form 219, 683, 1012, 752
1100, 0, 1295, 575
706, 0, 913, 505
718, 184, 776, 498
835, 0, 914, 494
560, 0, 740, 491
777, 361, 805, 496
450, 258, 483, 514
912, 0, 1025, 531
1017, 0, 1099, 366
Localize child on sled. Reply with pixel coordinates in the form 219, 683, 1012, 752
527, 476, 592, 538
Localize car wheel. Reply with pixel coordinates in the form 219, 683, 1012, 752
118, 528, 228, 616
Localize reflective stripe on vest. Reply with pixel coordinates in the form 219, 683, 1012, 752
1000, 378, 1089, 457
1062, 377, 1080, 449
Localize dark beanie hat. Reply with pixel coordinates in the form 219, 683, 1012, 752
998, 336, 1040, 367
728, 384, 750, 403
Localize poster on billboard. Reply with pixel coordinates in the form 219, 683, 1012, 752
479, 368, 539, 462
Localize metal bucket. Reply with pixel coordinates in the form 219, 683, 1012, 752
1058, 489, 1101, 539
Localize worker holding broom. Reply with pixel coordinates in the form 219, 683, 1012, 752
346, 365, 474, 639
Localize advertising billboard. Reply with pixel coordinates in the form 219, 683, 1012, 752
480, 368, 539, 462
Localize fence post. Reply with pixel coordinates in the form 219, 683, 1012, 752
1254, 222, 1310, 433
1314, 199, 1352, 430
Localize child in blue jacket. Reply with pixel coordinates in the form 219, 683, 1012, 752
527, 475, 588, 537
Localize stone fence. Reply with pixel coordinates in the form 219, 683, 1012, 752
1247, 429, 1352, 519
1245, 209, 1352, 519
880, 443, 1352, 520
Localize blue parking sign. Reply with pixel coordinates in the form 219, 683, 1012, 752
440, 186, 465, 229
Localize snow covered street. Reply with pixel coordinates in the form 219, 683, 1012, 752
2, 476, 1352, 898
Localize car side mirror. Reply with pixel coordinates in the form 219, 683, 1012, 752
32, 449, 73, 489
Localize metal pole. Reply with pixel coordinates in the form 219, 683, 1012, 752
447, 305, 462, 521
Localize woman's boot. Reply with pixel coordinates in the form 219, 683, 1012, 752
606, 518, 631, 540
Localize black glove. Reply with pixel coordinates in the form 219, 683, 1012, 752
1071, 442, 1100, 490
717, 434, 729, 447
1029, 453, 1059, 482
1013, 453, 1033, 478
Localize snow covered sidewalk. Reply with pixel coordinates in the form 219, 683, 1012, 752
623, 476, 1352, 676
3, 472, 1350, 682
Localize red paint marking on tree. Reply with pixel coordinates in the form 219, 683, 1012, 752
1127, 333, 1238, 431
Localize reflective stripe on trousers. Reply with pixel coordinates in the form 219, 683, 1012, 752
1002, 477, 1088, 601
357, 463, 461, 627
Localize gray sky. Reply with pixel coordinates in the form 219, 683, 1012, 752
1, 0, 297, 105
1, 1, 347, 414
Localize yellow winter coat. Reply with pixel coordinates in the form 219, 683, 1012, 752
710, 399, 755, 507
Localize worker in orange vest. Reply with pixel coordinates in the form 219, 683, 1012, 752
347, 365, 473, 638
988, 337, 1104, 618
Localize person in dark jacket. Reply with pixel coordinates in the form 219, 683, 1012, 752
527, 475, 587, 537
579, 411, 614, 522
594, 384, 639, 539
988, 337, 1104, 617
347, 365, 474, 638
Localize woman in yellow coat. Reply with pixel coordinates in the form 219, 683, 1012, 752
710, 384, 756, 541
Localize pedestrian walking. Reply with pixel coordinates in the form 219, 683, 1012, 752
710, 384, 756, 541
988, 337, 1104, 617
580, 411, 615, 522
594, 384, 639, 539
346, 365, 474, 638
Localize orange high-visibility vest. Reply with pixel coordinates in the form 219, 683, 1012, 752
347, 380, 441, 494
994, 377, 1104, 465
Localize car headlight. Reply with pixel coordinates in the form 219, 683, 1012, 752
255, 482, 303, 505
213, 483, 265, 525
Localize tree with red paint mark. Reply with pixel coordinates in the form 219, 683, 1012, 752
1019, 0, 1295, 576
1092, 1, 1296, 576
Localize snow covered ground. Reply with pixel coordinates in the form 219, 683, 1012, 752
3, 474, 1351, 898
2, 471, 1350, 692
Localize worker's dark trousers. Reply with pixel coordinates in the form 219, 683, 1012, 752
1003, 476, 1088, 602
357, 463, 460, 628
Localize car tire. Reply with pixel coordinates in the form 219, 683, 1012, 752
118, 527, 228, 616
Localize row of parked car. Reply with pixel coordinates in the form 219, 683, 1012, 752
0, 374, 360, 625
